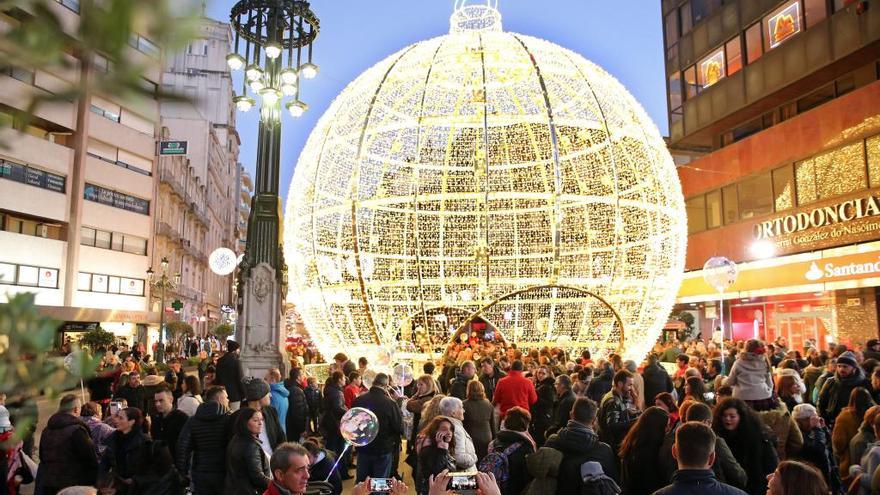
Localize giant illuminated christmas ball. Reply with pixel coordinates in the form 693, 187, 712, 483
284, 2, 686, 361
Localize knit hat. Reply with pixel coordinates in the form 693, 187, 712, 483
244, 377, 270, 402
838, 351, 859, 369
792, 403, 818, 420
0, 406, 11, 433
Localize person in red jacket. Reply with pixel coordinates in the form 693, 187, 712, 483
493, 360, 538, 417
343, 371, 362, 409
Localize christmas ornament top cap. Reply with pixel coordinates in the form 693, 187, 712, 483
450, 0, 502, 34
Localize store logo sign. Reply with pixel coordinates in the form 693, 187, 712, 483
755, 195, 880, 240
804, 257, 880, 282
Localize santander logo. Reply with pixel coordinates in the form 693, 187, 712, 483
804, 257, 880, 282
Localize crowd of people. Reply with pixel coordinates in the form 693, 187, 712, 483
7, 334, 880, 494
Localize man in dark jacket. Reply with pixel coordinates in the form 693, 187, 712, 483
115, 371, 148, 413
544, 397, 618, 495
151, 385, 189, 458
351, 373, 403, 482
642, 354, 674, 405
653, 422, 747, 495
333, 352, 357, 380
598, 370, 640, 456
818, 351, 870, 426
215, 339, 245, 409
176, 386, 231, 495
164, 357, 186, 401
551, 374, 576, 433
285, 368, 309, 442
478, 357, 506, 402
35, 394, 98, 494
586, 362, 613, 404
449, 360, 476, 401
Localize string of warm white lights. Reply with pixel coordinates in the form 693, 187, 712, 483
284, 2, 687, 361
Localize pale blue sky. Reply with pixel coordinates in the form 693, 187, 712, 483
204, 0, 669, 199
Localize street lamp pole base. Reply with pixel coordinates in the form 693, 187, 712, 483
238, 262, 286, 378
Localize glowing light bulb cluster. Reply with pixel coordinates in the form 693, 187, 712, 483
284, 4, 686, 361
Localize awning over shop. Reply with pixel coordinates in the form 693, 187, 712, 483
36, 305, 160, 325
678, 240, 880, 303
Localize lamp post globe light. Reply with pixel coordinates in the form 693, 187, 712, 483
147, 257, 181, 346
228, 0, 320, 376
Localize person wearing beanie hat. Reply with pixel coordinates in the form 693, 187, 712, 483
215, 338, 245, 410
818, 349, 869, 428
229, 378, 285, 460
790, 403, 841, 492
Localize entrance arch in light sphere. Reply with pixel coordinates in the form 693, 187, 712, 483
284, 3, 686, 362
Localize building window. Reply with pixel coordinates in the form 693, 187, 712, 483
0, 158, 66, 193
764, 1, 802, 52
868, 134, 880, 188
722, 185, 739, 225
54, 0, 79, 12
1, 211, 63, 240
664, 10, 679, 48
0, 261, 58, 288
82, 227, 150, 256
706, 189, 722, 228
680, 2, 693, 35
3, 66, 35, 85
90, 104, 119, 123
129, 34, 160, 58
83, 183, 150, 215
698, 48, 725, 88
772, 165, 795, 211
796, 83, 835, 113
669, 72, 682, 114
726, 37, 742, 76
804, 0, 828, 27
738, 172, 774, 219
93, 54, 110, 73
745, 23, 763, 64
683, 66, 698, 99
691, 0, 721, 24
78, 272, 145, 296
796, 141, 867, 204
686, 195, 707, 234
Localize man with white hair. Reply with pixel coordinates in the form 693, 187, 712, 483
439, 396, 478, 471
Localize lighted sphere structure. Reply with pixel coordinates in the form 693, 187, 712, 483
284, 3, 686, 361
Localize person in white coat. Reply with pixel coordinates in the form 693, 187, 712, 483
722, 339, 775, 411
438, 396, 477, 472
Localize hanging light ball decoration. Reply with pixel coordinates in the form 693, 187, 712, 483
285, 1, 686, 361
228, 0, 319, 120
702, 257, 738, 293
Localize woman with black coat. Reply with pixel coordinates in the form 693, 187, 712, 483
487, 407, 536, 495
224, 408, 271, 495
416, 416, 457, 495
320, 371, 348, 461
619, 406, 670, 495
587, 363, 614, 404
713, 397, 779, 495
529, 366, 556, 446
790, 403, 841, 494
100, 407, 149, 494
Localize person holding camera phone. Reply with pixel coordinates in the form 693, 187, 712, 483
426, 470, 502, 495
415, 416, 457, 495
350, 475, 409, 495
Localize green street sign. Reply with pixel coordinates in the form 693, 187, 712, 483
159, 140, 188, 156
171, 299, 183, 311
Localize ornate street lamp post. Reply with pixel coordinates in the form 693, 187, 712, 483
229, 0, 319, 376
147, 256, 181, 345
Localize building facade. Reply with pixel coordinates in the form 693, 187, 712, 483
663, 0, 880, 349
0, 2, 162, 346
157, 16, 240, 336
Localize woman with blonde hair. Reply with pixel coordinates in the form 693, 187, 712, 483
407, 376, 438, 458
463, 380, 495, 458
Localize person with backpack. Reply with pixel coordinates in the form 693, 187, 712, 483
481, 406, 536, 495
544, 397, 618, 495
